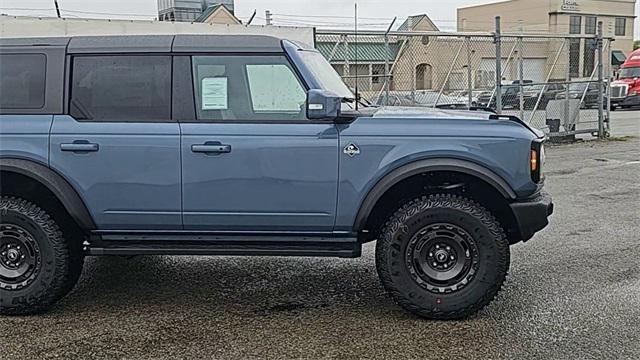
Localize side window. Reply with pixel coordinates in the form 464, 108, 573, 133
0, 54, 46, 109
246, 64, 306, 113
70, 56, 171, 121
192, 55, 307, 122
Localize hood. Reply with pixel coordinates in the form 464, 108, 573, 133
372, 106, 493, 120
368, 106, 544, 139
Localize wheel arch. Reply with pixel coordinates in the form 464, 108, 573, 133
0, 158, 95, 231
353, 158, 517, 234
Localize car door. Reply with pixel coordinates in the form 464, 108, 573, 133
49, 54, 182, 230
179, 54, 339, 232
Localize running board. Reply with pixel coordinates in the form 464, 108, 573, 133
86, 234, 361, 258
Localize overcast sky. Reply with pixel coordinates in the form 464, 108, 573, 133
1, 0, 638, 37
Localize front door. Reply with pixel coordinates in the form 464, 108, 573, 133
50, 55, 182, 230
180, 55, 339, 232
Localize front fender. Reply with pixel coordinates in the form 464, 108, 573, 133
351, 158, 516, 231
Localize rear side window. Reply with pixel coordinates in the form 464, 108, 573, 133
0, 54, 46, 109
70, 56, 171, 121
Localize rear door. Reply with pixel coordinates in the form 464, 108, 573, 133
179, 54, 339, 232
50, 54, 182, 230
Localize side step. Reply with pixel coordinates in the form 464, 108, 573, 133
86, 234, 361, 258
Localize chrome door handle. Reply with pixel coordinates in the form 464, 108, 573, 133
60, 142, 99, 152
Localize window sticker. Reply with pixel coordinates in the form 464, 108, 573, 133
201, 77, 228, 110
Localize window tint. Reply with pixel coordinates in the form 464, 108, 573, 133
192, 56, 307, 121
70, 56, 171, 121
0, 54, 46, 109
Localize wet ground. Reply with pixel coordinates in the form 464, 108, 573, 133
1, 134, 639, 359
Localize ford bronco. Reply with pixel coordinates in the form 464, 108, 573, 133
0, 35, 553, 319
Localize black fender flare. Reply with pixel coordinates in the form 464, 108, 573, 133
0, 158, 96, 230
353, 158, 517, 231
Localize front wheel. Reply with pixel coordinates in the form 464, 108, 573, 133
376, 194, 509, 320
0, 197, 83, 315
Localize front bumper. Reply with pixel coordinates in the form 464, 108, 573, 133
509, 192, 554, 242
622, 94, 640, 107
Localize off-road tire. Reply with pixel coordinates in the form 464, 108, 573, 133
0, 197, 83, 315
376, 194, 510, 320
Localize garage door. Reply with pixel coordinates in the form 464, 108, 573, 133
477, 58, 547, 85
522, 58, 547, 82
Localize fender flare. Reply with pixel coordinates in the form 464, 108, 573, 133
0, 158, 96, 230
353, 158, 517, 231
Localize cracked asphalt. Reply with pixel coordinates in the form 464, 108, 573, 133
1, 121, 639, 359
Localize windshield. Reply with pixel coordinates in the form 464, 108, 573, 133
297, 50, 354, 100
568, 83, 589, 92
619, 67, 640, 79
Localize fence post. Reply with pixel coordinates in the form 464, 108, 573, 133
518, 36, 524, 120
597, 22, 604, 139
466, 36, 473, 107
383, 17, 396, 107
564, 37, 571, 132
495, 16, 502, 114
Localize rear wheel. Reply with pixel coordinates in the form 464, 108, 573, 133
0, 197, 83, 315
376, 194, 509, 320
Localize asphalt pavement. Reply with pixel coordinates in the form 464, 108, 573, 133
1, 119, 639, 359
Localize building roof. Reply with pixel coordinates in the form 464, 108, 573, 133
195, 4, 240, 24
397, 14, 439, 32
315, 40, 400, 63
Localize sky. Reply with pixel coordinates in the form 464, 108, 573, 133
1, 0, 638, 38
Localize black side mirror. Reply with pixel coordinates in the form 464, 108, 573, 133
307, 89, 342, 120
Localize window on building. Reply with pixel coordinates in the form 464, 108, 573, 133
0, 54, 46, 109
70, 56, 171, 121
569, 39, 580, 78
615, 18, 626, 36
585, 16, 597, 35
583, 39, 596, 77
415, 63, 433, 90
372, 64, 385, 84
569, 16, 582, 34
192, 56, 307, 121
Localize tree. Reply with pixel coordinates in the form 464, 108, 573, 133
635, 41, 639, 50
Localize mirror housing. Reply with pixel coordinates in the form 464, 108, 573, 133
307, 89, 342, 120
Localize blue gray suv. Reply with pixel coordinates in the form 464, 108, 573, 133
0, 35, 553, 319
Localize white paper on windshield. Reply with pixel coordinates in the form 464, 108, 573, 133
201, 77, 228, 110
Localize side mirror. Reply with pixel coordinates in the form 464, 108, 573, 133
307, 89, 342, 120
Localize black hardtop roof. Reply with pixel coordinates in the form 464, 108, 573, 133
0, 34, 285, 53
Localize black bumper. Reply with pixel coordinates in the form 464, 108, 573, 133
622, 94, 640, 107
510, 192, 554, 242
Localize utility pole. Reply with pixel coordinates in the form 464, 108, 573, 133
265, 10, 272, 26
53, 0, 61, 18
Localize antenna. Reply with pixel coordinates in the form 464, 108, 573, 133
246, 10, 257, 25
354, 2, 359, 111
53, 0, 61, 18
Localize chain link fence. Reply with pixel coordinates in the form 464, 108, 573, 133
315, 19, 614, 138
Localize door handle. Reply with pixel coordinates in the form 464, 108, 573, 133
191, 142, 231, 154
60, 142, 99, 152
